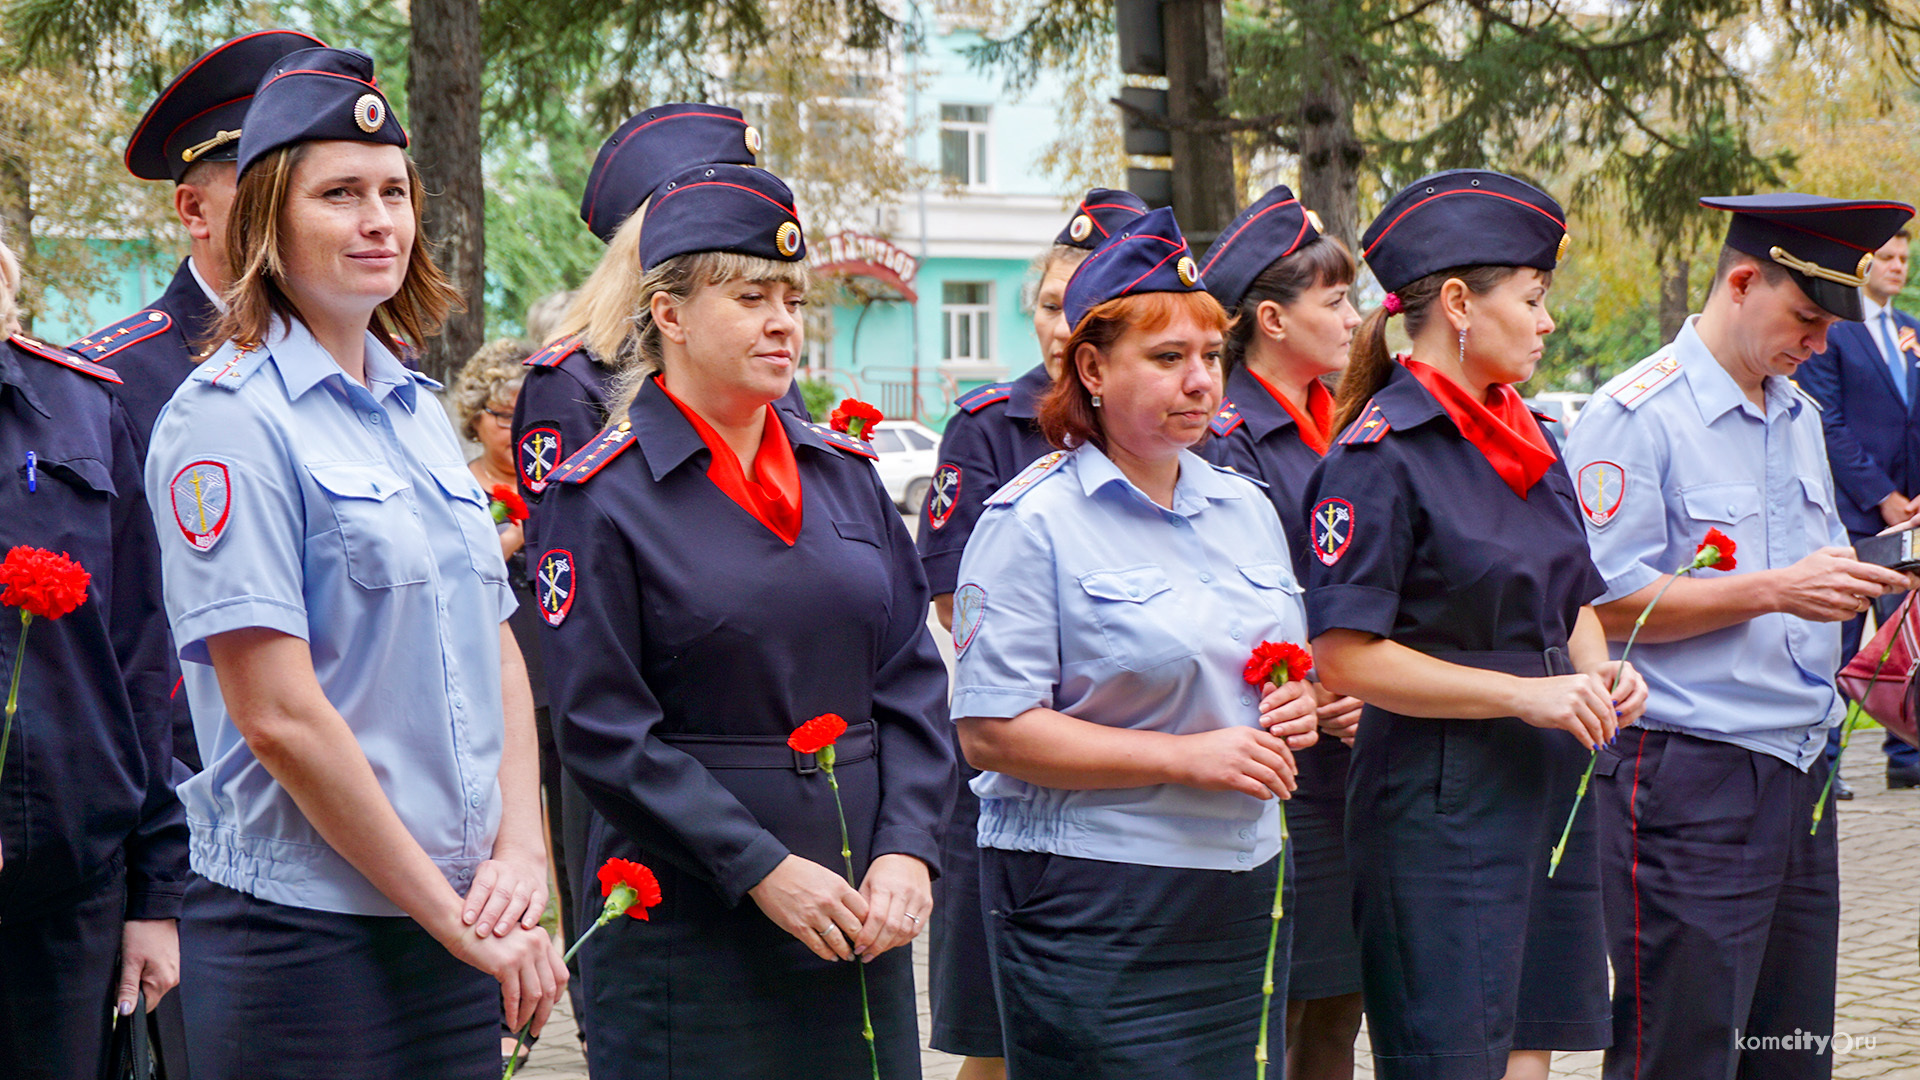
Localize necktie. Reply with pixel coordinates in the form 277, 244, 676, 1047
1882, 312, 1908, 405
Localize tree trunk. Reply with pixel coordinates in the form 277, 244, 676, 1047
1162, 0, 1236, 259
408, 0, 484, 384
1296, 63, 1360, 252
1658, 259, 1690, 344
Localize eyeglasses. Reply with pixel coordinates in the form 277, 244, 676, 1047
481, 406, 514, 424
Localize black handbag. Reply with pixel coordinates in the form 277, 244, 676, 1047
106, 993, 164, 1080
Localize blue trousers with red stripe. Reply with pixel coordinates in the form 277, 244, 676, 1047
1596, 728, 1838, 1080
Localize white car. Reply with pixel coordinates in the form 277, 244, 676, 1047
867, 419, 942, 511
1525, 391, 1592, 429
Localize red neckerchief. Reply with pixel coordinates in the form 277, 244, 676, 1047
658, 379, 804, 545
1403, 358, 1555, 499
1249, 369, 1333, 456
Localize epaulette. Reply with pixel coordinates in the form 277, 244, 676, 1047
807, 423, 880, 460
1787, 379, 1824, 412
985, 449, 1068, 505
524, 336, 585, 369
955, 382, 1012, 414
1206, 459, 1267, 489
189, 341, 270, 390
1209, 400, 1244, 437
1601, 350, 1682, 410
10, 333, 122, 384
1334, 401, 1390, 446
548, 423, 637, 485
68, 309, 171, 363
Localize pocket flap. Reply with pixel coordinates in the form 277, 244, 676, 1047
1078, 565, 1173, 603
1592, 748, 1624, 778
1798, 474, 1835, 514
425, 463, 489, 506
833, 517, 881, 546
1237, 561, 1302, 593
306, 461, 410, 502
1680, 482, 1759, 524
42, 455, 115, 496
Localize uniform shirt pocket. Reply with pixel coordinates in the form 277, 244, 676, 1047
1237, 560, 1305, 628
1077, 564, 1195, 672
425, 464, 511, 585
307, 461, 431, 589
1798, 474, 1839, 553
1680, 481, 1760, 567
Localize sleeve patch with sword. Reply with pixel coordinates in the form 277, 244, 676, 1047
535, 549, 576, 626
169, 460, 233, 552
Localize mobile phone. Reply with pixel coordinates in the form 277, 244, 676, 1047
1856, 529, 1920, 571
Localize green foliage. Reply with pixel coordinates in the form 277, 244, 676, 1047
800, 377, 839, 422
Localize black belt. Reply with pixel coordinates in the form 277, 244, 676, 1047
1427, 646, 1573, 678
658, 721, 876, 775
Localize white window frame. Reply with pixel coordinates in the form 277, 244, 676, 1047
942, 281, 993, 364
939, 103, 991, 188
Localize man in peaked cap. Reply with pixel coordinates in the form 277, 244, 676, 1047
1565, 194, 1917, 1080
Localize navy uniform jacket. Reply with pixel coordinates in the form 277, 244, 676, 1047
1797, 308, 1920, 537
0, 335, 186, 921
67, 259, 216, 773
915, 363, 1055, 596
536, 377, 954, 904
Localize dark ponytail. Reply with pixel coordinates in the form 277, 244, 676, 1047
1331, 264, 1525, 434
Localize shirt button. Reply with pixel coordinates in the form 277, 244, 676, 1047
1726, 503, 1736, 515
369, 414, 383, 425
1236, 853, 1251, 864
469, 793, 481, 808
1239, 828, 1253, 840
1231, 630, 1242, 640
1242, 694, 1254, 706
1127, 588, 1141, 598
1199, 572, 1212, 583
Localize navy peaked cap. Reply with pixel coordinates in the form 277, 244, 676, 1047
1056, 188, 1150, 249
580, 104, 759, 244
126, 30, 326, 181
1701, 193, 1915, 321
639, 164, 805, 270
237, 48, 406, 177
1201, 184, 1323, 311
1062, 206, 1207, 329
1361, 170, 1567, 294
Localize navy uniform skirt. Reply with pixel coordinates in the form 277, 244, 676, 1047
1347, 650, 1610, 1080
580, 728, 922, 1079
1286, 739, 1362, 1001
179, 878, 498, 1080
929, 750, 1003, 1057
982, 846, 1290, 1080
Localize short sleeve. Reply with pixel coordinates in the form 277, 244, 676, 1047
144, 388, 308, 664
949, 505, 1061, 720
1302, 447, 1411, 640
1562, 399, 1668, 605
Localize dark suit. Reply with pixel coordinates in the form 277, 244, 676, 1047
1799, 305, 1920, 769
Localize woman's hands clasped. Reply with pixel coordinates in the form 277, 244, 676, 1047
1173, 678, 1318, 800
750, 852, 931, 964
1510, 661, 1647, 750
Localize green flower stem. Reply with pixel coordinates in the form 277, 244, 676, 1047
1548, 560, 1696, 879
1811, 622, 1903, 834
501, 883, 637, 1079
1, 610, 33, 793
1253, 673, 1297, 1080
821, 747, 881, 1080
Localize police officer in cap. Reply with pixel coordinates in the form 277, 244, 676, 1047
0, 234, 188, 1078
1565, 195, 1916, 1080
1306, 170, 1648, 1080
916, 186, 1144, 1080
536, 161, 953, 1079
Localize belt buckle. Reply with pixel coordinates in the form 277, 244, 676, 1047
792, 748, 819, 775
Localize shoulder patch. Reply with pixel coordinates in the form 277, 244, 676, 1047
806, 423, 880, 460
67, 309, 171, 363
523, 336, 585, 368
927, 463, 962, 529
189, 341, 268, 390
1576, 461, 1627, 528
518, 425, 565, 494
10, 333, 123, 384
168, 460, 232, 552
1310, 497, 1354, 565
1209, 401, 1244, 437
952, 583, 986, 654
955, 382, 1013, 414
548, 425, 637, 485
1334, 401, 1390, 446
1603, 351, 1682, 410
985, 450, 1068, 506
534, 549, 576, 626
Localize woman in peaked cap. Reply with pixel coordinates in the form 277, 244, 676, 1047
1301, 170, 1648, 1080
143, 47, 566, 1078
1200, 184, 1366, 1080
534, 161, 954, 1079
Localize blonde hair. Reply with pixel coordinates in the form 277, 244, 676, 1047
206, 142, 462, 356
600, 250, 812, 424
0, 231, 18, 334
452, 337, 532, 439
544, 210, 649, 365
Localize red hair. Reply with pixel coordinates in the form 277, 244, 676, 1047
1038, 290, 1230, 450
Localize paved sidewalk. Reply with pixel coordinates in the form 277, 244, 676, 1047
519, 737, 1920, 1079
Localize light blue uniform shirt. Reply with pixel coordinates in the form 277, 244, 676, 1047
1565, 316, 1847, 770
950, 444, 1306, 871
145, 320, 514, 915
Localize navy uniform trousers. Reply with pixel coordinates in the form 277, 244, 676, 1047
1596, 728, 1838, 1080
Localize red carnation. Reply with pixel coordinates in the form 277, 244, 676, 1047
788, 713, 849, 755
597, 857, 664, 921
0, 546, 90, 622
829, 399, 883, 441
1244, 641, 1312, 687
489, 484, 530, 525
1693, 528, 1737, 572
